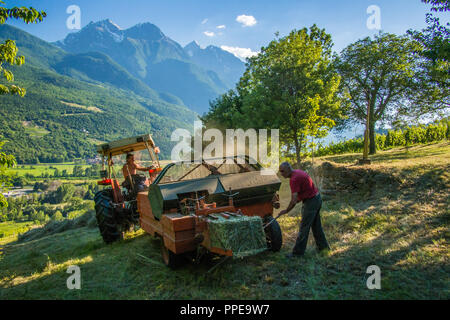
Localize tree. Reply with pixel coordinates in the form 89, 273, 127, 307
54, 184, 75, 204
418, 0, 449, 67
52, 211, 64, 222
0, 140, 16, 207
203, 26, 346, 165
335, 33, 427, 155
202, 90, 243, 131
0, 0, 46, 96
406, 0, 449, 119
72, 165, 84, 177
0, 2, 46, 206
422, 0, 450, 11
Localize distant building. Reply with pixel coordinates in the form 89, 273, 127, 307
86, 156, 101, 165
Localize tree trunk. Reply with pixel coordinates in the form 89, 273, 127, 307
293, 135, 301, 168
369, 119, 376, 155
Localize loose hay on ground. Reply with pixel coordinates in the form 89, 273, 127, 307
18, 211, 97, 243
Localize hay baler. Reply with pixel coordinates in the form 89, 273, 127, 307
94, 134, 282, 267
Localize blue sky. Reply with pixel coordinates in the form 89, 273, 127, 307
5, 0, 442, 59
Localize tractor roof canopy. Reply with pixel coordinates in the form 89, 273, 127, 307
97, 134, 156, 157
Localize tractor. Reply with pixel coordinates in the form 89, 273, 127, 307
94, 134, 283, 268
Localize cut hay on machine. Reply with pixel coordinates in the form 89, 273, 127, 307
94, 134, 282, 268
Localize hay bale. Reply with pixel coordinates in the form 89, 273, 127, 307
208, 215, 267, 258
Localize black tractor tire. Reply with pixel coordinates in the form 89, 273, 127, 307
160, 237, 184, 269
264, 216, 283, 252
94, 189, 123, 244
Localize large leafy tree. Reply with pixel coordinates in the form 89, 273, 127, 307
0, 0, 46, 96
419, 0, 449, 63
334, 33, 430, 155
0, 140, 16, 207
0, 1, 46, 207
406, 0, 449, 118
203, 25, 346, 165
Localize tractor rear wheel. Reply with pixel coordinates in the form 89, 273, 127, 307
264, 216, 283, 252
160, 237, 184, 269
94, 189, 123, 244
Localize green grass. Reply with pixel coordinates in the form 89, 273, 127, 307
9, 160, 173, 179
9, 163, 92, 178
0, 142, 448, 299
23, 125, 50, 138
0, 222, 35, 239
317, 141, 450, 168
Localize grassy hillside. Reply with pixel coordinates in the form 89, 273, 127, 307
0, 142, 448, 299
0, 24, 199, 163
53, 52, 166, 102
0, 63, 198, 163
0, 221, 34, 239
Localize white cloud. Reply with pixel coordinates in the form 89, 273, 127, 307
216, 25, 226, 29
236, 15, 257, 27
203, 31, 215, 37
201, 18, 208, 25
221, 45, 259, 61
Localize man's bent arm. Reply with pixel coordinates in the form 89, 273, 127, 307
280, 192, 298, 216
135, 162, 152, 171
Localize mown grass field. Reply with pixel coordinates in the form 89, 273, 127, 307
9, 160, 173, 179
0, 142, 448, 299
0, 222, 35, 240
9, 163, 92, 177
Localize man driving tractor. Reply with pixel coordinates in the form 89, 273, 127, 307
122, 153, 156, 192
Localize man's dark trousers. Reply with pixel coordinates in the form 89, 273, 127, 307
293, 193, 330, 256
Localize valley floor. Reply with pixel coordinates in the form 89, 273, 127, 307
0, 142, 449, 299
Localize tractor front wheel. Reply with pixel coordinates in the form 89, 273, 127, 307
264, 216, 282, 252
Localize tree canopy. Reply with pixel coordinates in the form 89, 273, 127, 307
0, 1, 46, 207
334, 33, 438, 155
0, 0, 46, 96
203, 25, 346, 165
0, 140, 17, 207
409, 0, 449, 86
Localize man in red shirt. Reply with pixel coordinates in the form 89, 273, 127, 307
278, 162, 330, 257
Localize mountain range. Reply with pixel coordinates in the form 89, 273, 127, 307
0, 20, 246, 163
54, 19, 245, 113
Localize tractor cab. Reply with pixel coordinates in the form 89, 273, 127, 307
96, 134, 163, 203
94, 134, 163, 244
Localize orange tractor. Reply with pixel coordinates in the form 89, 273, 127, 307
94, 134, 282, 267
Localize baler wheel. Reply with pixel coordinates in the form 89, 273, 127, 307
160, 237, 183, 269
264, 216, 283, 252
94, 189, 124, 244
